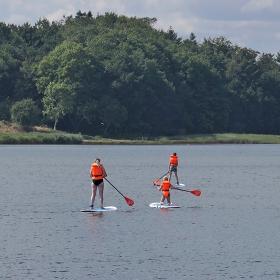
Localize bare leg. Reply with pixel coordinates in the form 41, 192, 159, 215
91, 184, 97, 207
168, 170, 172, 181
167, 194, 171, 205
174, 171, 179, 185
98, 182, 104, 208
160, 195, 166, 204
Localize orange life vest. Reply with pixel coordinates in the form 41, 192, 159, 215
169, 154, 178, 166
90, 163, 104, 179
161, 179, 171, 197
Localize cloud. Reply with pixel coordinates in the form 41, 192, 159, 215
241, 0, 274, 12
188, 18, 280, 53
6, 13, 29, 24
46, 6, 76, 22
0, 0, 280, 53
274, 32, 280, 40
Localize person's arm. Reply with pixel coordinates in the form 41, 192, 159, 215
102, 165, 107, 178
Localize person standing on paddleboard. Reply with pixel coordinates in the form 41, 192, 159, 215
90, 158, 107, 209
168, 152, 180, 185
158, 176, 173, 205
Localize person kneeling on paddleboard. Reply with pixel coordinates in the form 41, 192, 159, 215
158, 177, 173, 205
168, 152, 180, 185
90, 158, 107, 209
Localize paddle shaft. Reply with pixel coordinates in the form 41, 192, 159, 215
158, 171, 169, 180
153, 171, 169, 185
104, 178, 126, 198
172, 187, 192, 192
172, 186, 201, 196
172, 186, 194, 193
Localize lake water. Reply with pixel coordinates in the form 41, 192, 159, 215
1, 144, 280, 279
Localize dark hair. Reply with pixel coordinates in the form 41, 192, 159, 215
173, 153, 177, 156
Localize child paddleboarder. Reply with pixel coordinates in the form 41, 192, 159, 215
158, 176, 173, 205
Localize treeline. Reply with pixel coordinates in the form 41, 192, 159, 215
1, 11, 280, 136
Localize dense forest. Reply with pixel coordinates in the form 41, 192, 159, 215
1, 11, 280, 137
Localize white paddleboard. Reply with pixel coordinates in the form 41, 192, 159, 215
174, 183, 185, 188
149, 202, 181, 209
80, 206, 117, 212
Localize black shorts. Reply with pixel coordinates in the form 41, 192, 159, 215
92, 179, 104, 186
170, 166, 177, 172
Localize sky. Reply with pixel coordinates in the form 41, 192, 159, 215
0, 0, 279, 54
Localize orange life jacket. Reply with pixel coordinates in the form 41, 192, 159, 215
169, 154, 178, 166
90, 163, 104, 179
161, 180, 171, 192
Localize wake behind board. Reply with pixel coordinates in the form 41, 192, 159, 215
149, 202, 181, 209
80, 206, 117, 213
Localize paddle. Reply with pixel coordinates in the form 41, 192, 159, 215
104, 178, 134, 206
153, 171, 169, 186
172, 186, 201, 197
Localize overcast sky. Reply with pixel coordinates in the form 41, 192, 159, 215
0, 0, 279, 54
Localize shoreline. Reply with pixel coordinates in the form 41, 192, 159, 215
82, 133, 280, 145
1, 131, 280, 144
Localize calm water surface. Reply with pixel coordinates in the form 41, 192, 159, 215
1, 144, 280, 279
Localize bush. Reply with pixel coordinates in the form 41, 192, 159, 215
0, 101, 10, 120
10, 98, 41, 126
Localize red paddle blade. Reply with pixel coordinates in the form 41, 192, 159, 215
125, 196, 134, 206
153, 179, 160, 186
190, 189, 201, 196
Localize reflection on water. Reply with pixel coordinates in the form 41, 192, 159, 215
1, 144, 280, 279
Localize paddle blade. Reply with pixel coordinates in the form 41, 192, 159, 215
190, 189, 201, 196
125, 196, 134, 206
153, 179, 161, 186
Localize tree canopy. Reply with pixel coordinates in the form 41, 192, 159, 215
0, 12, 280, 136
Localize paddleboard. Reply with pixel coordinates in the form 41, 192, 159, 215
174, 183, 185, 188
80, 206, 117, 213
149, 202, 181, 209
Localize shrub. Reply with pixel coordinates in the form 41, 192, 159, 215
10, 98, 41, 126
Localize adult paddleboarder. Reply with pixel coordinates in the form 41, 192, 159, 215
90, 158, 107, 209
168, 152, 180, 185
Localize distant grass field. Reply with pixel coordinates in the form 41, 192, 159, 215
1, 121, 280, 144
0, 132, 83, 144
82, 133, 280, 145
0, 121, 83, 144
156, 133, 280, 144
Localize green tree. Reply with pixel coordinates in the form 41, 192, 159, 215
1, 12, 280, 136
36, 41, 105, 131
99, 97, 128, 135
10, 98, 41, 125
0, 100, 10, 120
0, 45, 19, 102
42, 82, 74, 130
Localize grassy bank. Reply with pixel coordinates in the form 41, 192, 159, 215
0, 131, 83, 144
1, 121, 280, 144
0, 121, 83, 144
1, 132, 280, 145
83, 133, 280, 144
